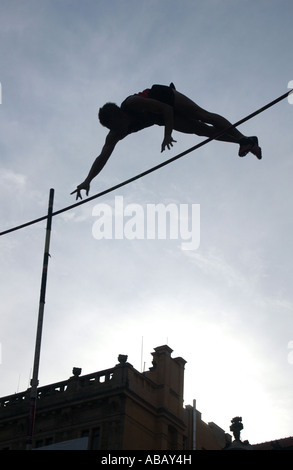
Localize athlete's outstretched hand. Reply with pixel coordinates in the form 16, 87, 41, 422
71, 181, 90, 200
161, 136, 177, 152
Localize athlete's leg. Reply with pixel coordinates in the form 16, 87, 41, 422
174, 115, 239, 143
173, 90, 244, 142
173, 90, 262, 158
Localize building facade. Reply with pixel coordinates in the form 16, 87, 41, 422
0, 345, 230, 450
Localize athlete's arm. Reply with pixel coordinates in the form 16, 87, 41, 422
71, 131, 122, 200
123, 96, 176, 152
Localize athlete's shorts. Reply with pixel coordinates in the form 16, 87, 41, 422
121, 84, 176, 115
148, 84, 175, 107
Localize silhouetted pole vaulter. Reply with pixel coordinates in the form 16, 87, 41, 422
26, 188, 54, 450
71, 83, 262, 200
0, 88, 292, 237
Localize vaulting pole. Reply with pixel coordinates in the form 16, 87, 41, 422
192, 399, 197, 450
26, 188, 54, 450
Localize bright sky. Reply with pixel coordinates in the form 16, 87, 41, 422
1, 0, 293, 446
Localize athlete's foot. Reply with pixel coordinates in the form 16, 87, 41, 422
250, 137, 262, 159
238, 137, 254, 157
238, 136, 262, 159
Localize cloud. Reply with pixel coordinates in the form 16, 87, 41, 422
0, 168, 27, 188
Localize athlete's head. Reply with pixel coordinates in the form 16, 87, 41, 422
98, 102, 125, 130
